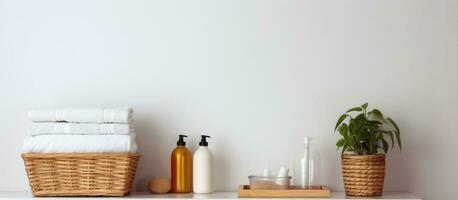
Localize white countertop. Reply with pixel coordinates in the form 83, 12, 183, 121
0, 191, 421, 200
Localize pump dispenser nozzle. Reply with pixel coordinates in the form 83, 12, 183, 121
199, 135, 211, 146
177, 134, 188, 146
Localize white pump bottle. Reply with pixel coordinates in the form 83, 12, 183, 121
193, 135, 213, 194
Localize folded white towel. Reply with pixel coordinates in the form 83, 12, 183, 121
28, 107, 133, 123
28, 122, 133, 136
22, 134, 137, 153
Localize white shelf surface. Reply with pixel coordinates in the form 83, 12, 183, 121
0, 191, 421, 200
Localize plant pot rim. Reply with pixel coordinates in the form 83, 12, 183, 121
341, 154, 385, 158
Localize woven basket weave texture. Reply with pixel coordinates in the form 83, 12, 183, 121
22, 153, 140, 197
341, 154, 385, 197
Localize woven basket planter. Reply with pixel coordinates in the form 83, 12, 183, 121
341, 154, 385, 197
22, 153, 140, 197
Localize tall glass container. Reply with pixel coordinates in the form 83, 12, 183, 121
293, 137, 320, 188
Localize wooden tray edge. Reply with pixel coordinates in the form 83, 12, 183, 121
238, 185, 330, 198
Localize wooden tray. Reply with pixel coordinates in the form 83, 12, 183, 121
238, 185, 330, 198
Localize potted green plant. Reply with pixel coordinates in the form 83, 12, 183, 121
334, 103, 401, 197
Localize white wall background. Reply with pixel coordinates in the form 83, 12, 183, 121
1, 0, 457, 199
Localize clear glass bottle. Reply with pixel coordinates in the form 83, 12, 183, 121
293, 137, 320, 188
309, 148, 320, 188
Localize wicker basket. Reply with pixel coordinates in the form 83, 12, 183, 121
22, 153, 141, 197
341, 154, 385, 197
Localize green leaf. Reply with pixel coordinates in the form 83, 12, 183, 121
370, 109, 384, 120
348, 118, 355, 131
381, 138, 389, 154
335, 114, 348, 131
382, 131, 395, 149
351, 114, 365, 134
372, 109, 383, 116
387, 117, 402, 150
394, 131, 401, 150
346, 107, 363, 113
337, 138, 346, 153
342, 144, 348, 155
336, 138, 346, 147
355, 113, 366, 120
338, 123, 350, 142
361, 103, 368, 109
368, 120, 383, 125
338, 123, 347, 134
387, 117, 400, 133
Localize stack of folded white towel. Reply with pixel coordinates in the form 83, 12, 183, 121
23, 107, 137, 153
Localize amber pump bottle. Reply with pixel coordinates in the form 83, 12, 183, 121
171, 134, 192, 193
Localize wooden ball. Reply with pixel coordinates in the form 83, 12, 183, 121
148, 177, 171, 194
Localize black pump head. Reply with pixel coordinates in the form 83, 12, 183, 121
199, 135, 211, 146
177, 134, 187, 146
